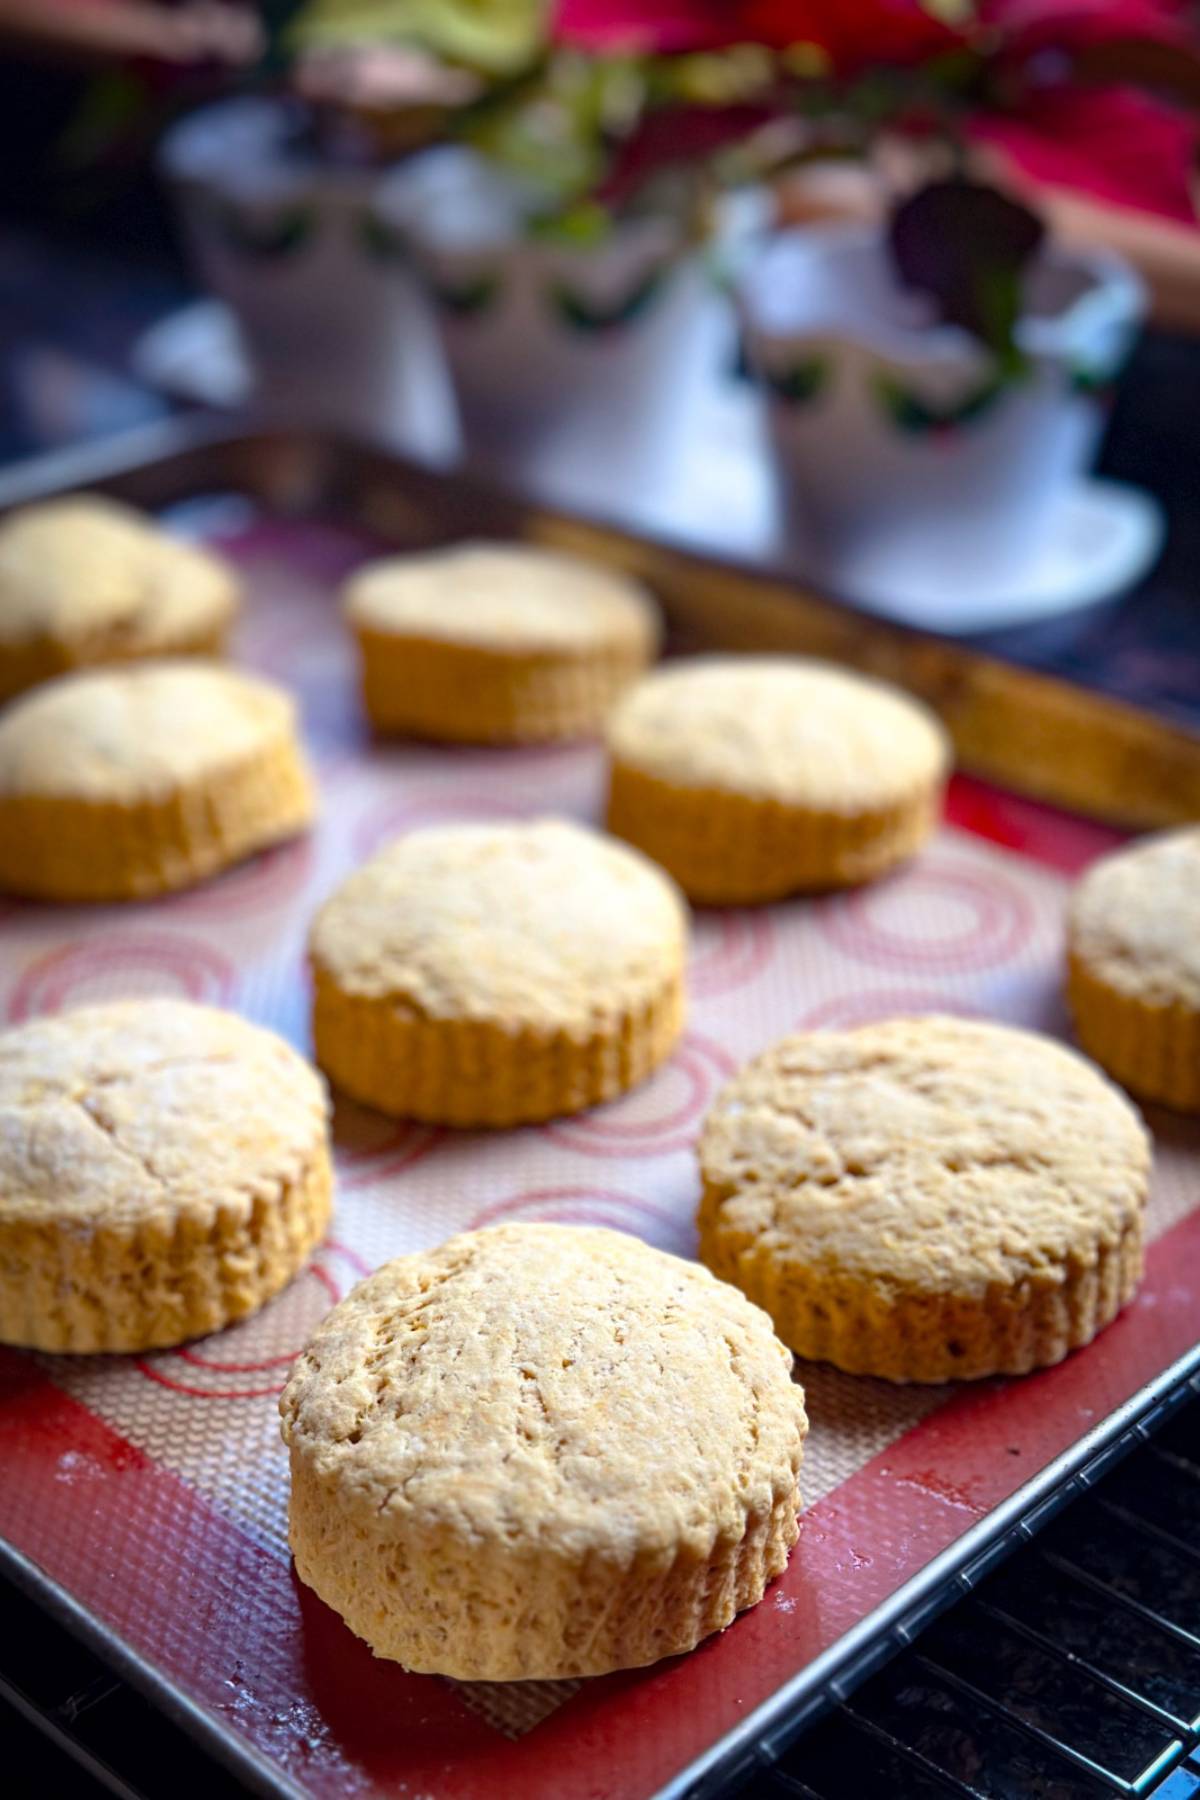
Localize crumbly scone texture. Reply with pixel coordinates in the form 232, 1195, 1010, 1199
0, 999, 332, 1352
697, 1016, 1150, 1383
309, 818, 687, 1124
0, 661, 314, 901
280, 1222, 807, 1679
344, 541, 661, 742
0, 496, 239, 700
1068, 828, 1200, 1110
605, 656, 950, 902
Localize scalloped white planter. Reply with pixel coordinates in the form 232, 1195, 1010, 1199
159, 98, 452, 450
377, 150, 715, 493
735, 224, 1147, 580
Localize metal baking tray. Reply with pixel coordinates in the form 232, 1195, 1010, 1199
0, 420, 1198, 1800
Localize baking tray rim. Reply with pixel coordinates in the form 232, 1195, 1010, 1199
0, 412, 1197, 838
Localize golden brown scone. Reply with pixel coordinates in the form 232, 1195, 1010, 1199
309, 818, 686, 1126
1068, 828, 1200, 1112
280, 1222, 806, 1679
697, 1017, 1150, 1383
605, 656, 950, 904
0, 661, 314, 901
0, 496, 239, 701
343, 540, 660, 742
0, 999, 332, 1353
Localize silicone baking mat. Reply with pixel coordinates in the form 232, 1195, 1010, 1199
1, 511, 1199, 1800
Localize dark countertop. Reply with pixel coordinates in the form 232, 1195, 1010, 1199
1, 220, 1197, 730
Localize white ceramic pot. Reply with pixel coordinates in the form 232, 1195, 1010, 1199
158, 98, 452, 450
377, 149, 715, 499
735, 223, 1146, 580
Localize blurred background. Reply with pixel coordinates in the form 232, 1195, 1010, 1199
0, 0, 1198, 696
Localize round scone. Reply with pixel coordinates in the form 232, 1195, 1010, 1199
605, 656, 950, 903
0, 999, 332, 1353
0, 661, 315, 901
309, 818, 686, 1125
697, 1017, 1150, 1383
1068, 828, 1200, 1112
0, 495, 239, 701
280, 1222, 807, 1679
343, 540, 660, 742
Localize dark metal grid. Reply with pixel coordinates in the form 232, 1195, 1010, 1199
726, 1378, 1200, 1800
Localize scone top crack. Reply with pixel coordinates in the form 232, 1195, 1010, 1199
281, 1224, 806, 1678
344, 540, 660, 658
281, 1225, 804, 1561
310, 817, 687, 1034
701, 1017, 1149, 1295
0, 999, 328, 1229
0, 999, 333, 1354
0, 496, 237, 657
698, 1017, 1150, 1382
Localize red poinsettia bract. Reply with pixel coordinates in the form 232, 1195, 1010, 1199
554, 0, 970, 69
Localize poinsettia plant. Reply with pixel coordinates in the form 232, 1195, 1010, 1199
261, 0, 1199, 361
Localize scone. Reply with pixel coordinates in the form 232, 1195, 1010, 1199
0, 999, 332, 1353
280, 1222, 807, 1679
1067, 828, 1200, 1112
605, 656, 950, 904
0, 495, 238, 701
309, 818, 686, 1126
0, 661, 315, 901
697, 1017, 1150, 1383
343, 540, 660, 742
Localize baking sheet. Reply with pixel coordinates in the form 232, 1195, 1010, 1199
1, 493, 1199, 1800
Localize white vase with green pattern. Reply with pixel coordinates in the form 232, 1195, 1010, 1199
159, 98, 453, 450
377, 149, 713, 488
736, 223, 1145, 582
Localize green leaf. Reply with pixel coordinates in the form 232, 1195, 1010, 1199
762, 357, 828, 405
549, 265, 667, 332
873, 368, 1011, 434
359, 211, 411, 262
285, 0, 552, 76
433, 271, 502, 314
528, 201, 613, 247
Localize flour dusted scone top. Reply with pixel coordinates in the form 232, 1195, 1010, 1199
1068, 827, 1200, 1110
0, 999, 332, 1352
345, 540, 658, 654
309, 819, 687, 1123
281, 1222, 807, 1679
344, 540, 660, 742
0, 662, 314, 900
311, 816, 683, 1027
0, 496, 238, 698
0, 661, 293, 798
605, 656, 950, 902
698, 1016, 1150, 1382
608, 656, 947, 806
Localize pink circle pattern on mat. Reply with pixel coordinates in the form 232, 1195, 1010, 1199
469, 1186, 689, 1254
798, 988, 985, 1032
133, 1239, 370, 1402
689, 910, 776, 998
332, 1099, 445, 1190
818, 857, 1034, 974
159, 836, 314, 921
541, 1032, 737, 1158
7, 932, 237, 1022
